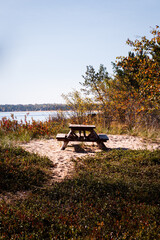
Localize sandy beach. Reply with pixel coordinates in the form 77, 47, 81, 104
20, 135, 160, 182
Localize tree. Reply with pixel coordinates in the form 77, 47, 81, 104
62, 90, 94, 124
80, 64, 113, 128
63, 26, 160, 131
112, 26, 160, 127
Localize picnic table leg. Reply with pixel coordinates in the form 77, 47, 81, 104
61, 140, 69, 150
97, 141, 107, 150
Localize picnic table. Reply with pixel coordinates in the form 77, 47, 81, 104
56, 124, 109, 150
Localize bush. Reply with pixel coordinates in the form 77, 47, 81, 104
0, 146, 53, 192
0, 149, 160, 239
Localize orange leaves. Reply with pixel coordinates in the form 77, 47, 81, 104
111, 26, 160, 125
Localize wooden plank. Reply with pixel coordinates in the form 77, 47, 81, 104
68, 138, 97, 142
97, 141, 108, 150
69, 124, 96, 128
56, 133, 109, 142
69, 124, 96, 131
56, 133, 66, 138
56, 133, 67, 141
98, 134, 109, 142
61, 140, 69, 150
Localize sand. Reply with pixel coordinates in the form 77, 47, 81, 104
0, 135, 159, 202
19, 135, 160, 182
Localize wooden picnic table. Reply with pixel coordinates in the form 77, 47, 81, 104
56, 124, 109, 150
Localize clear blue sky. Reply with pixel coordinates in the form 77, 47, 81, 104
0, 0, 159, 104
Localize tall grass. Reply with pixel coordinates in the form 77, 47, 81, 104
0, 114, 67, 145
65, 112, 160, 139
0, 113, 159, 145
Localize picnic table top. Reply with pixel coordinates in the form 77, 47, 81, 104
69, 124, 96, 130
56, 124, 108, 150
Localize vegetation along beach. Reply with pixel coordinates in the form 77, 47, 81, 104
0, 27, 160, 239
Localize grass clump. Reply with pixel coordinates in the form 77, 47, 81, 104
0, 149, 160, 239
0, 145, 53, 192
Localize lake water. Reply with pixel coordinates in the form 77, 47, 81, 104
0, 111, 71, 122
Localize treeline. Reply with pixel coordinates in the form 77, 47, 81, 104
0, 104, 69, 112
63, 26, 160, 132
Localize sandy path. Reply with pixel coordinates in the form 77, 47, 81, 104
20, 135, 160, 182
1, 135, 159, 203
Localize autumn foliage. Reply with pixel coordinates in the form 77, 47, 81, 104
64, 26, 160, 133
0, 114, 66, 141
112, 26, 160, 128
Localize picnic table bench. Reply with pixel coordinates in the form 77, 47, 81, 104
56, 124, 109, 150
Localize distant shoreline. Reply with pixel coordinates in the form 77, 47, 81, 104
0, 104, 69, 112
0, 110, 69, 113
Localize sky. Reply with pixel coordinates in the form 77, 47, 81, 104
0, 0, 159, 104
